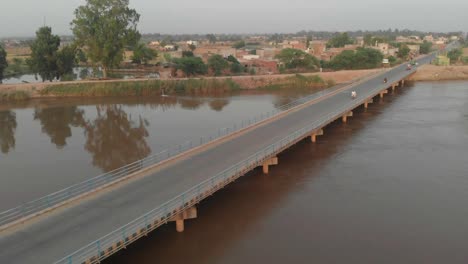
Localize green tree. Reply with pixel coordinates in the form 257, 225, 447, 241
306, 35, 312, 48
233, 40, 246, 49
208, 54, 228, 76
188, 44, 197, 51
71, 0, 141, 78
230, 62, 243, 74
182, 50, 194, 57
328, 48, 383, 70
420, 41, 433, 54
29, 26, 60, 82
447, 48, 463, 63
364, 34, 373, 46
275, 48, 320, 70
226, 55, 239, 64
206, 34, 217, 44
0, 45, 7, 83
328, 50, 356, 70
398, 44, 410, 59
132, 43, 157, 64
327, 33, 354, 48
173, 57, 207, 76
56, 45, 77, 78
354, 48, 384, 69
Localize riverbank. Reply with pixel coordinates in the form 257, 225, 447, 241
0, 69, 380, 101
408, 65, 468, 81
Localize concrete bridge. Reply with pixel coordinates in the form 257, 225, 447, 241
0, 54, 437, 263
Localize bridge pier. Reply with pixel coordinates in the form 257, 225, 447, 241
364, 99, 373, 109
401, 79, 405, 86
262, 157, 278, 174
173, 206, 197, 232
391, 84, 397, 92
342, 111, 353, 123
310, 129, 324, 143
379, 90, 388, 98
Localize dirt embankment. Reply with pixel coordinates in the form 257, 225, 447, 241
224, 69, 381, 89
408, 65, 468, 81
0, 69, 381, 99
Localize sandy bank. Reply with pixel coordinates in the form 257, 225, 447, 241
408, 65, 468, 81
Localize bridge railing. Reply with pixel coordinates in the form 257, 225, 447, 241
0, 77, 374, 229
55, 76, 403, 264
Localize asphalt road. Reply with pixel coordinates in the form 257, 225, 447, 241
0, 54, 435, 264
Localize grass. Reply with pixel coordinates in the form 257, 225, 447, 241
0, 90, 31, 102
40, 78, 242, 97
259, 74, 331, 90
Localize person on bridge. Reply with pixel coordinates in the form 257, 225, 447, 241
384, 77, 388, 83
351, 91, 357, 99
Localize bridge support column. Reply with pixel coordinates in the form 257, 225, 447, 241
310, 129, 324, 143
391, 84, 397, 92
173, 206, 197, 233
379, 90, 388, 98
364, 99, 373, 109
342, 111, 353, 123
262, 157, 278, 174
401, 79, 405, 86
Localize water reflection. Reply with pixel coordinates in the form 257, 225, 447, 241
84, 105, 151, 172
0, 111, 17, 154
34, 107, 85, 148
209, 99, 230, 112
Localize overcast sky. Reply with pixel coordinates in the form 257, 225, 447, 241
1, 0, 466, 37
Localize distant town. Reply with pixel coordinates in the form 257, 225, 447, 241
1, 30, 466, 84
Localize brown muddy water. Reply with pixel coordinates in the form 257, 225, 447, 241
102, 81, 468, 264
0, 89, 315, 210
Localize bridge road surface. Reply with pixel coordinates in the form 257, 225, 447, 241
0, 55, 434, 264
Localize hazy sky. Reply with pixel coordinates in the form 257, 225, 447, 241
1, 0, 466, 37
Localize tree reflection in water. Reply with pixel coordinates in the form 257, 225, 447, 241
0, 111, 17, 154
34, 107, 85, 148
84, 105, 151, 172
209, 99, 230, 112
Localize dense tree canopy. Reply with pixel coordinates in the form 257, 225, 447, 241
206, 34, 217, 44
71, 0, 141, 78
420, 41, 433, 54
29, 27, 61, 82
56, 45, 77, 79
327, 33, 354, 48
132, 43, 157, 64
275, 48, 320, 70
208, 54, 229, 76
398, 44, 410, 58
447, 48, 463, 63
173, 57, 207, 76
233, 40, 246, 49
328, 48, 383, 70
0, 45, 7, 83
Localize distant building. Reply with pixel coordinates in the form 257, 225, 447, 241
242, 54, 260, 60
149, 41, 160, 46
164, 45, 176, 51
186, 40, 199, 46
424, 35, 434, 43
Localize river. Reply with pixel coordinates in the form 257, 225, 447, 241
0, 88, 313, 210
100, 81, 467, 264
1, 81, 468, 263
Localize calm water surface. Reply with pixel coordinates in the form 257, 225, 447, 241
0, 89, 312, 210
100, 81, 468, 264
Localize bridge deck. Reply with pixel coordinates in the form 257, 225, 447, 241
0, 55, 435, 264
